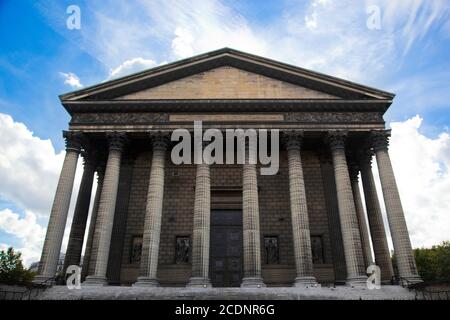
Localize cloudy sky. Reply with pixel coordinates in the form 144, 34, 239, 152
0, 0, 449, 266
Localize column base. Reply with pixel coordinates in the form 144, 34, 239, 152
241, 277, 266, 288
400, 274, 423, 286
186, 277, 212, 288
132, 277, 160, 287
345, 276, 368, 288
83, 275, 108, 286
33, 275, 55, 286
293, 276, 320, 288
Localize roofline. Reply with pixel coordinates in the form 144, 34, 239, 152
62, 99, 392, 115
59, 48, 232, 100
59, 48, 395, 101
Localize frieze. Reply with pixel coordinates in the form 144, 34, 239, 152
71, 112, 169, 124
285, 112, 383, 123
70, 111, 383, 125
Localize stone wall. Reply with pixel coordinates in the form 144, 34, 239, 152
117, 66, 338, 100
113, 149, 337, 286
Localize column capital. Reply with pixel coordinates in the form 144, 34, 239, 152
282, 130, 304, 151
371, 130, 391, 152
81, 150, 97, 168
325, 130, 348, 151
346, 149, 360, 183
95, 161, 106, 181
106, 132, 127, 152
63, 131, 84, 153
348, 162, 360, 183
149, 131, 170, 151
358, 147, 374, 168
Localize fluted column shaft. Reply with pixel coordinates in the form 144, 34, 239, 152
359, 152, 394, 282
284, 132, 317, 287
241, 142, 265, 288
134, 133, 168, 287
34, 132, 82, 282
349, 164, 374, 269
63, 153, 95, 274
327, 132, 367, 286
81, 168, 104, 281
372, 131, 421, 283
84, 133, 126, 286
187, 162, 211, 287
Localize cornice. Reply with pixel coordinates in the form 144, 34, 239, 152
63, 99, 391, 115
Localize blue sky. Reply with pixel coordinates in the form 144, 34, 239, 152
0, 0, 449, 265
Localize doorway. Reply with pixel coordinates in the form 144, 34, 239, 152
209, 210, 243, 287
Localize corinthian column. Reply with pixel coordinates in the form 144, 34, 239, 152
134, 132, 169, 287
63, 151, 96, 274
187, 161, 211, 288
34, 132, 83, 283
284, 131, 317, 287
84, 133, 127, 286
326, 132, 367, 286
81, 165, 105, 281
371, 130, 422, 284
348, 162, 373, 269
241, 142, 265, 288
359, 149, 394, 283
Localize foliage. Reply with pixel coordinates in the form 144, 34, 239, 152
0, 247, 35, 284
391, 241, 450, 282
414, 241, 450, 281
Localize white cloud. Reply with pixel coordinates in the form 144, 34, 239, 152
38, 0, 449, 96
370, 116, 450, 249
0, 209, 46, 266
387, 116, 450, 248
0, 113, 65, 218
59, 72, 83, 89
305, 12, 318, 29
171, 27, 195, 58
0, 113, 84, 266
108, 57, 158, 79
148, 0, 268, 59
379, 0, 449, 56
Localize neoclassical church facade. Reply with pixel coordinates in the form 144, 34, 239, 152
35, 48, 421, 288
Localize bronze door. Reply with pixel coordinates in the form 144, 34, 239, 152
210, 210, 243, 287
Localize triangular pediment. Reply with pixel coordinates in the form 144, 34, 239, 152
115, 66, 339, 100
60, 48, 394, 102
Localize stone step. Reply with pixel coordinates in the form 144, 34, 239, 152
35, 285, 416, 300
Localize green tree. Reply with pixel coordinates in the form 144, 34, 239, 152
391, 241, 450, 282
414, 241, 450, 281
0, 247, 35, 284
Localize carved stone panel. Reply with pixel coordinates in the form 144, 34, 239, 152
311, 235, 324, 264
175, 236, 190, 264
71, 112, 169, 124
129, 236, 143, 264
264, 236, 279, 264
285, 112, 383, 123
